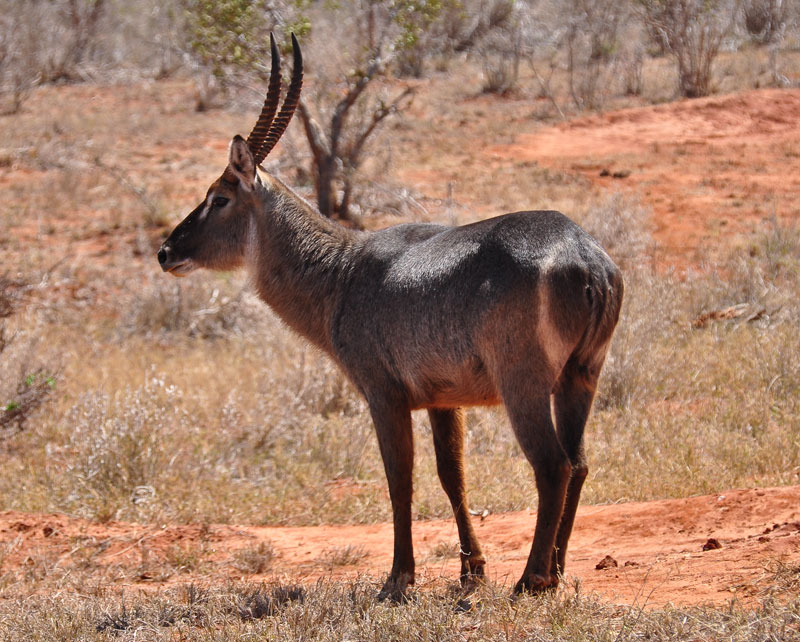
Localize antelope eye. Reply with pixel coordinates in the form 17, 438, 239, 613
212, 196, 230, 208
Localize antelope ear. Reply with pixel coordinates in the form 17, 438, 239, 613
228, 135, 256, 190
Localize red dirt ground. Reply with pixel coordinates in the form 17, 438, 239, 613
489, 88, 800, 267
2, 486, 798, 607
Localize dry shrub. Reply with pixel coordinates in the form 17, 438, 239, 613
0, 0, 109, 88
427, 540, 460, 560
565, 0, 632, 109
688, 216, 799, 322
0, 6, 37, 113
620, 45, 645, 96
742, 0, 788, 44
233, 541, 275, 575
578, 193, 653, 271
576, 194, 680, 409
317, 544, 368, 567
639, 0, 737, 98
123, 277, 266, 340
0, 318, 59, 438
61, 380, 191, 522
595, 271, 680, 410
475, 1, 523, 94
479, 34, 522, 94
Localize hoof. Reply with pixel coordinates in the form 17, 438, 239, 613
513, 572, 558, 595
378, 572, 414, 603
459, 555, 486, 589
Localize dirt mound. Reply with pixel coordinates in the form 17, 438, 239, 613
490, 88, 800, 267
2, 486, 798, 607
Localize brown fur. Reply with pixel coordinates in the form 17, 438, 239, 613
159, 133, 623, 600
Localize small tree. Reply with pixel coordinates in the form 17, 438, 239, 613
294, 1, 445, 221
179, 0, 309, 110
296, 51, 413, 221
638, 0, 737, 99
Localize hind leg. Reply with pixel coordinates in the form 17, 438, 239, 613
551, 359, 599, 576
428, 408, 486, 586
502, 375, 572, 593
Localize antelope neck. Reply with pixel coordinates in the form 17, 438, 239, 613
246, 177, 361, 353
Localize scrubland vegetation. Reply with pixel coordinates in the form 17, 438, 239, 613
1, 577, 799, 640
2, 182, 797, 528
1, 0, 800, 638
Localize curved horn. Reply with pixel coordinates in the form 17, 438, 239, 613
246, 33, 282, 158
256, 32, 303, 164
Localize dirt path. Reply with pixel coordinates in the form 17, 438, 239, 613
2, 486, 798, 607
489, 88, 800, 267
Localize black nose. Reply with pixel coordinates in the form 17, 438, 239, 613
157, 246, 168, 265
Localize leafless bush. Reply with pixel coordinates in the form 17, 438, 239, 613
478, 25, 523, 94
565, 0, 632, 110
232, 541, 274, 575
0, 0, 110, 85
742, 0, 788, 43
639, 0, 737, 98
620, 45, 645, 95
579, 193, 653, 271
0, 321, 58, 438
41, 0, 108, 82
442, 0, 521, 94
0, 4, 42, 113
0, 0, 186, 102
123, 279, 265, 340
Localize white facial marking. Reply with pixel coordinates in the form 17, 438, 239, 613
197, 198, 212, 221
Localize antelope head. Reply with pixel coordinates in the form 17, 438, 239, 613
158, 33, 303, 277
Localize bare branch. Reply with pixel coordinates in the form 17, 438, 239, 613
346, 87, 414, 170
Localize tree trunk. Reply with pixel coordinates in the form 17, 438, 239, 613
314, 156, 339, 219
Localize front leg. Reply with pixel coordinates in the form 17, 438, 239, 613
368, 394, 415, 602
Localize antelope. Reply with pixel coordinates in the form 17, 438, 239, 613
158, 34, 623, 600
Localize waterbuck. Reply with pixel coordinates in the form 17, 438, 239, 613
158, 34, 623, 600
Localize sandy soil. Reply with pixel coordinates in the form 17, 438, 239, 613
2, 486, 798, 607
489, 88, 800, 267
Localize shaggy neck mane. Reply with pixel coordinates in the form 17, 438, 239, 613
246, 174, 362, 353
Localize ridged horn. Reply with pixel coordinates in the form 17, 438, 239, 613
256, 32, 303, 164
246, 33, 282, 160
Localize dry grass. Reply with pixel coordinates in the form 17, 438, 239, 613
1, 195, 797, 525
1, 66, 799, 526
317, 544, 368, 568
232, 541, 275, 575
0, 577, 797, 641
